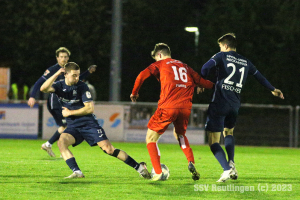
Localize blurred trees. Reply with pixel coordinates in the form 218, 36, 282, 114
0, 0, 299, 105
0, 0, 112, 100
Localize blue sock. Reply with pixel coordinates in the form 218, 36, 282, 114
66, 157, 80, 172
124, 156, 140, 170
48, 130, 60, 145
210, 143, 231, 171
224, 135, 235, 163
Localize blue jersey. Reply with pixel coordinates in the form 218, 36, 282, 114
30, 63, 91, 109
42, 64, 65, 82
209, 51, 258, 107
52, 80, 98, 128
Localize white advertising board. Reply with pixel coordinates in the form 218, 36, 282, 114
0, 104, 38, 139
42, 104, 124, 141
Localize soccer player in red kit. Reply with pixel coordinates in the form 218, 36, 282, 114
130, 43, 214, 181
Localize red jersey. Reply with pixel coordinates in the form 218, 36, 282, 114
132, 58, 213, 109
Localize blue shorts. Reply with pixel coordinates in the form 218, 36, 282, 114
47, 94, 67, 127
205, 102, 239, 132
63, 125, 108, 147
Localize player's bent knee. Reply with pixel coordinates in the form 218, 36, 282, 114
146, 130, 160, 144
101, 147, 120, 157
223, 128, 234, 136
101, 145, 115, 155
57, 137, 68, 148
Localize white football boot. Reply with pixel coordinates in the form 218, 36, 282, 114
64, 171, 85, 179
229, 160, 238, 180
41, 143, 56, 157
138, 162, 151, 179
216, 168, 233, 182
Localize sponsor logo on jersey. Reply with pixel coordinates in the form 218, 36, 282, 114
222, 84, 241, 93
43, 70, 50, 76
73, 90, 77, 96
176, 84, 186, 88
86, 91, 91, 98
226, 55, 248, 66
59, 97, 80, 104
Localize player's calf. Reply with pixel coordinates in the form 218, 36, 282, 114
101, 147, 151, 179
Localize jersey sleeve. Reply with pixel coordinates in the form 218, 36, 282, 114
30, 77, 46, 98
52, 82, 62, 94
131, 64, 159, 95
189, 67, 214, 89
211, 52, 223, 66
248, 61, 274, 91
248, 61, 258, 75
80, 84, 93, 103
201, 59, 216, 78
253, 71, 275, 91
79, 70, 91, 81
42, 66, 59, 80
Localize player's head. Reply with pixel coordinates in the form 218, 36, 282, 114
56, 47, 71, 67
218, 33, 237, 52
64, 62, 80, 85
151, 43, 171, 61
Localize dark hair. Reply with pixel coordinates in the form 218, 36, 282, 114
64, 62, 80, 73
56, 47, 71, 57
151, 43, 171, 59
218, 33, 237, 49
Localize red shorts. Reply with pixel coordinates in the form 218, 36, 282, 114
148, 108, 191, 135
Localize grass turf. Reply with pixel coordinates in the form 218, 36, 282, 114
0, 139, 299, 200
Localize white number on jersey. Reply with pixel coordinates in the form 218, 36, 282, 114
224, 63, 245, 88
172, 66, 188, 82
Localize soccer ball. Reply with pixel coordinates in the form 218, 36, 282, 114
151, 163, 170, 180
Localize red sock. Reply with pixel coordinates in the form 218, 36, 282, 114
179, 135, 195, 164
147, 142, 162, 174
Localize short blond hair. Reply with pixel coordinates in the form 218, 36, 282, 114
151, 43, 171, 59
56, 47, 71, 57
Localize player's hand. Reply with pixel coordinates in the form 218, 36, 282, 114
27, 97, 36, 108
271, 89, 284, 99
62, 107, 71, 117
197, 87, 205, 94
130, 94, 139, 102
88, 65, 97, 73
58, 67, 65, 74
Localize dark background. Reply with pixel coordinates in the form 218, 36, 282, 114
1, 0, 299, 105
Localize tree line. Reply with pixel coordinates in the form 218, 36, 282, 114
1, 0, 299, 105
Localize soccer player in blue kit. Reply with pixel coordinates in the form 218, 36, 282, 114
40, 62, 151, 179
200, 33, 284, 182
27, 47, 96, 157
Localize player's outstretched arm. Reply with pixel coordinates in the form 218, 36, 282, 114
88, 65, 97, 73
40, 68, 65, 93
131, 69, 152, 102
271, 88, 284, 99
62, 101, 94, 117
79, 65, 97, 81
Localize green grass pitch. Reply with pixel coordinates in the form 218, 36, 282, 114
0, 139, 299, 200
